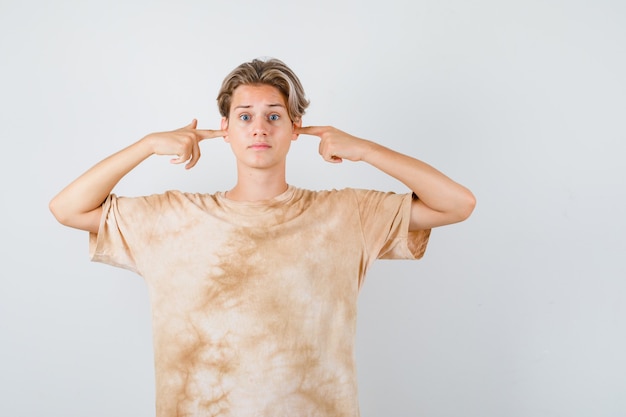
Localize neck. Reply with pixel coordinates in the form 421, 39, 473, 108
226, 166, 289, 202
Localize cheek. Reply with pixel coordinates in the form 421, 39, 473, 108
225, 124, 247, 143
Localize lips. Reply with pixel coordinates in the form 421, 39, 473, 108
248, 143, 272, 150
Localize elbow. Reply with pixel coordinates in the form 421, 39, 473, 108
48, 196, 64, 224
49, 195, 102, 233
49, 196, 71, 226
456, 189, 476, 222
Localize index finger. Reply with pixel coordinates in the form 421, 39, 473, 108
295, 126, 328, 137
196, 129, 227, 140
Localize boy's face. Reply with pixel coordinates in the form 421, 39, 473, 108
221, 84, 300, 171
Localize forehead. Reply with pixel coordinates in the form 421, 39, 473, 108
231, 84, 287, 109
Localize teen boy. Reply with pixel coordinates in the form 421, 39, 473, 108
50, 57, 475, 416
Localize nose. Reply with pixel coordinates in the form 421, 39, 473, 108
251, 118, 269, 136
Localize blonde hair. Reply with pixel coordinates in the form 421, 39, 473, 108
217, 58, 310, 122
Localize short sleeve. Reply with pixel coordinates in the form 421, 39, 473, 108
354, 189, 431, 264
89, 193, 160, 274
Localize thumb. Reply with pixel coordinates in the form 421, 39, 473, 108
185, 119, 198, 129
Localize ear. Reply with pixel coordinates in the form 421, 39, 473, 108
221, 117, 229, 142
292, 119, 302, 141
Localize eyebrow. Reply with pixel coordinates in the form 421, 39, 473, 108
233, 103, 286, 110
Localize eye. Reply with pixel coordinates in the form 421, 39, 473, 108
268, 113, 280, 121
239, 113, 251, 121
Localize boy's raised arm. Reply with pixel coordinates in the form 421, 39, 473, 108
49, 120, 225, 233
296, 125, 476, 230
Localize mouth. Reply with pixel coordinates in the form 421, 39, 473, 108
248, 143, 272, 150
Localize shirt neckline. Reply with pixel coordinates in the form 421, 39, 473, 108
216, 185, 296, 208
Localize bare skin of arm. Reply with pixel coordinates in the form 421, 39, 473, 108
49, 120, 225, 233
296, 126, 476, 231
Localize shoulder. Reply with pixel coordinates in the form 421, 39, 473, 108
296, 187, 363, 197
111, 190, 217, 211
295, 187, 358, 203
295, 187, 405, 203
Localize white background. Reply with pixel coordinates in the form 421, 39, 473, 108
1, 0, 625, 416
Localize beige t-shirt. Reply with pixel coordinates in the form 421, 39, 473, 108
90, 186, 430, 417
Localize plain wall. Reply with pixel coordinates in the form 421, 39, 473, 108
1, 0, 625, 416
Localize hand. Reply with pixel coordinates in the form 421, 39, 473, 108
296, 126, 374, 164
144, 119, 226, 169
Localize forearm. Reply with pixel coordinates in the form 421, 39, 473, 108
362, 141, 476, 221
49, 138, 153, 228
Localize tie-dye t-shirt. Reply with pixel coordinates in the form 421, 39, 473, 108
89, 186, 430, 417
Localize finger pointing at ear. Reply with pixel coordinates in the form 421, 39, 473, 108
195, 129, 227, 140
295, 126, 328, 137
296, 125, 373, 163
